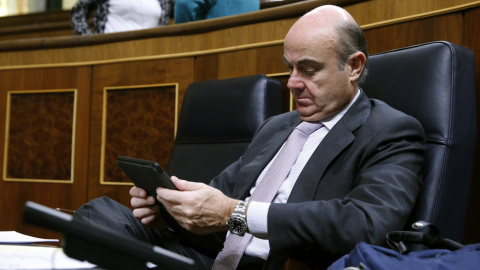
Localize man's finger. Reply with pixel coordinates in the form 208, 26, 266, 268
140, 215, 157, 226
130, 186, 147, 198
131, 196, 155, 208
171, 176, 205, 191
132, 205, 158, 219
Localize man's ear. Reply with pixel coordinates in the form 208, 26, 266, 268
347, 52, 366, 82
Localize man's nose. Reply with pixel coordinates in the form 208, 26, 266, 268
287, 74, 305, 92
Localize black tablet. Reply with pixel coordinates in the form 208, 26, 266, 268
116, 155, 177, 192
116, 155, 224, 253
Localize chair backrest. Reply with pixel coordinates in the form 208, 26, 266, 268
359, 41, 477, 243
167, 74, 285, 184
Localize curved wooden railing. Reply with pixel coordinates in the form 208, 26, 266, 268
0, 0, 360, 52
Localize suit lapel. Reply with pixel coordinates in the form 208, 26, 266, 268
288, 91, 372, 202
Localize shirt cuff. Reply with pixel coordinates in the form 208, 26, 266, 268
246, 201, 270, 239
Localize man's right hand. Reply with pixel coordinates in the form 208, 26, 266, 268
130, 186, 168, 230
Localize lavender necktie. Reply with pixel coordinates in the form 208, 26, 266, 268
212, 121, 323, 270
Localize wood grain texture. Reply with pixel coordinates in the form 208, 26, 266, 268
0, 27, 74, 41
0, 66, 91, 241
103, 85, 176, 183
0, 1, 478, 68
0, 10, 71, 28
364, 13, 463, 54
87, 58, 194, 205
195, 44, 286, 81
5, 91, 74, 181
0, 0, 361, 52
345, 0, 478, 26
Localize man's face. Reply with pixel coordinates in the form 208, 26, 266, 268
283, 28, 358, 122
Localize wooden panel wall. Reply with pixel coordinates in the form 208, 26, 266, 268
0, 0, 479, 246
87, 58, 195, 205
463, 6, 480, 246
0, 67, 91, 239
0, 10, 73, 41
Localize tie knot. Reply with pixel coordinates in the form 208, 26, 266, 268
295, 121, 322, 136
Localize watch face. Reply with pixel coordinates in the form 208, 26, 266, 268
229, 217, 246, 234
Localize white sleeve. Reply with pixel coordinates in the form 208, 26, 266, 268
246, 201, 270, 239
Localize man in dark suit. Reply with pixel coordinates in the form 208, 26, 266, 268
88, 4, 424, 269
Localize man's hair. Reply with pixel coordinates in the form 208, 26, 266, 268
334, 22, 369, 84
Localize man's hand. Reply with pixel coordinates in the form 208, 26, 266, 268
130, 186, 168, 230
156, 176, 238, 235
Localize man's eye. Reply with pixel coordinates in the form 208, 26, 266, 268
304, 69, 315, 75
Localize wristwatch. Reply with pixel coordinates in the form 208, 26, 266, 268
226, 200, 248, 236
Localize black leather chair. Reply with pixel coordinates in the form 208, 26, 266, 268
166, 74, 285, 184
360, 41, 477, 244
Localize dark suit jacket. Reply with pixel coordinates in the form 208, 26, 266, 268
210, 91, 425, 268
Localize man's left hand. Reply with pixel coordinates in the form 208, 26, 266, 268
156, 176, 238, 234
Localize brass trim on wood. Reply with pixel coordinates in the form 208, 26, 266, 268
0, 40, 286, 71
361, 1, 480, 30
3, 89, 78, 183
0, 0, 361, 52
1, 1, 479, 71
99, 83, 179, 186
266, 71, 290, 77
0, 1, 477, 73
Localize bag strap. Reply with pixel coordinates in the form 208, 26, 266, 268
386, 221, 464, 254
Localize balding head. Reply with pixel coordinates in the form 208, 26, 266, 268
285, 5, 369, 84
297, 5, 356, 28
286, 5, 356, 42
283, 5, 368, 121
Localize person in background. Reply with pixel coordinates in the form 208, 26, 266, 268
71, 0, 172, 35
174, 0, 259, 24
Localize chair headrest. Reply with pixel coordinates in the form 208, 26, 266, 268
360, 41, 476, 146
176, 74, 284, 143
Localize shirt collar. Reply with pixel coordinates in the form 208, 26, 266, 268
321, 89, 361, 130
